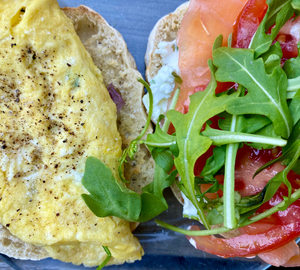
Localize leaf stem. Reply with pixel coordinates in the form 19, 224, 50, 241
142, 140, 176, 148
155, 219, 232, 236
118, 78, 154, 182
207, 132, 287, 146
223, 114, 238, 229
136, 78, 154, 141
287, 91, 297, 99
156, 187, 300, 236
287, 76, 300, 92
97, 246, 111, 270
247, 187, 300, 225
162, 87, 180, 133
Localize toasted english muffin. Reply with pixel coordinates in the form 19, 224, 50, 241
145, 2, 189, 81
0, 2, 154, 266
145, 1, 188, 206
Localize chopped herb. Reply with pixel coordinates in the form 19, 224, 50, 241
97, 246, 111, 270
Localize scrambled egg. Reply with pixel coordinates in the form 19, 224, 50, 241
0, 0, 142, 266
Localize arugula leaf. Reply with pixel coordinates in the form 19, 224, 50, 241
237, 188, 267, 212
252, 140, 300, 211
170, 142, 179, 157
213, 47, 293, 138
213, 34, 223, 51
236, 115, 272, 134
255, 140, 300, 177
248, 123, 283, 149
250, 0, 294, 58
82, 157, 141, 221
261, 42, 283, 74
166, 60, 239, 228
291, 159, 300, 174
218, 112, 232, 131
218, 112, 271, 133
206, 208, 224, 225
289, 89, 300, 124
151, 148, 174, 173
81, 157, 174, 222
248, 141, 300, 213
195, 176, 221, 199
144, 116, 176, 149
283, 119, 300, 152
200, 146, 226, 177
292, 0, 300, 10
283, 51, 300, 79
142, 168, 177, 209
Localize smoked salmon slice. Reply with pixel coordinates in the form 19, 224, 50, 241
176, 0, 248, 113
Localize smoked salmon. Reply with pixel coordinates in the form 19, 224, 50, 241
176, 0, 248, 113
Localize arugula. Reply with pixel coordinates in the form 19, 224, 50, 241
261, 42, 283, 74
248, 123, 282, 149
200, 146, 226, 177
195, 147, 226, 203
288, 79, 300, 124
143, 116, 176, 149
250, 0, 294, 58
283, 46, 300, 79
206, 208, 224, 225
213, 47, 293, 138
283, 119, 300, 151
118, 78, 154, 182
82, 157, 142, 221
195, 176, 222, 200
292, 0, 300, 11
236, 115, 272, 133
202, 124, 287, 147
166, 60, 238, 228
254, 139, 300, 201
81, 157, 175, 222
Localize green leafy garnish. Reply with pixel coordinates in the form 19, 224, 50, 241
97, 246, 111, 270
261, 42, 283, 74
82, 157, 142, 221
200, 146, 226, 177
81, 157, 175, 222
142, 115, 176, 148
250, 0, 294, 58
213, 47, 293, 138
202, 124, 287, 147
118, 78, 153, 182
166, 60, 238, 228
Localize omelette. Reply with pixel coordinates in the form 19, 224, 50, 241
0, 0, 143, 266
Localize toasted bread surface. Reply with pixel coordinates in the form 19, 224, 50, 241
145, 2, 189, 80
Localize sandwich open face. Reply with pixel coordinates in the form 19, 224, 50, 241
0, 0, 154, 267
144, 0, 300, 267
